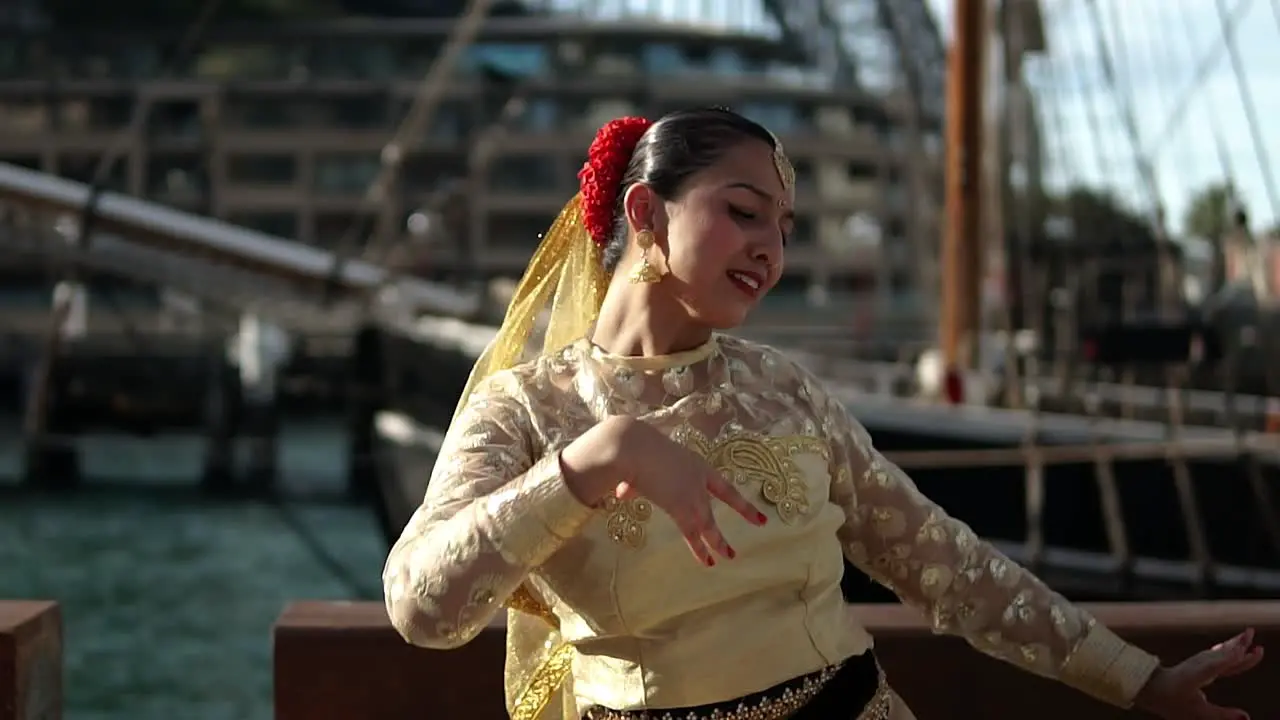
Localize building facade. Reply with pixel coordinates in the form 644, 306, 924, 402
0, 15, 942, 300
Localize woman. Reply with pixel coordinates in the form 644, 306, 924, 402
383, 108, 1262, 719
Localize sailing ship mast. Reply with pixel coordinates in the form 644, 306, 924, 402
938, 0, 988, 398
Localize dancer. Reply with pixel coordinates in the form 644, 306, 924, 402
384, 108, 1262, 719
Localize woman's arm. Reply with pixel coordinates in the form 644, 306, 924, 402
382, 371, 595, 649
803, 373, 1161, 708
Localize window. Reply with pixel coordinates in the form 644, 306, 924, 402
145, 153, 208, 203
465, 43, 549, 78
401, 152, 469, 195
487, 212, 558, 249
642, 44, 686, 75
58, 95, 132, 131
314, 153, 380, 195
315, 211, 375, 250
320, 95, 390, 131
846, 161, 878, 181
393, 99, 470, 142
737, 102, 808, 134
224, 96, 307, 130
707, 48, 747, 75
227, 154, 297, 185
227, 212, 298, 240
148, 101, 203, 141
310, 42, 396, 80
193, 44, 294, 80
0, 96, 48, 132
512, 97, 560, 133
58, 154, 127, 191
487, 154, 565, 192
2, 155, 41, 171
791, 159, 816, 195
791, 217, 816, 246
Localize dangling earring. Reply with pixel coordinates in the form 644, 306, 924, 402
628, 229, 664, 284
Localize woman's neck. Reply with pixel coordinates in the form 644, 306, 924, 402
591, 285, 711, 357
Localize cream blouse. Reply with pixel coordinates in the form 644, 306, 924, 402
383, 335, 1160, 713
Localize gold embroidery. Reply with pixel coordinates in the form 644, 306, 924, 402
505, 583, 558, 627
676, 428, 827, 524
510, 641, 576, 720
602, 496, 654, 549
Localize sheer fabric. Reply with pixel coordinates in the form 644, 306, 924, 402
384, 335, 1160, 716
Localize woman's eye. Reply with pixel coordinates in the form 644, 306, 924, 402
729, 205, 757, 220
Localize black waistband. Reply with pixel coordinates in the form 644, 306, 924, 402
582, 650, 881, 720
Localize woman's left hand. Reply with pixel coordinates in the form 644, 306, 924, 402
1134, 628, 1264, 720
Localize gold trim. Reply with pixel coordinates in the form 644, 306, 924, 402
583, 661, 894, 720
505, 583, 559, 627
510, 641, 577, 720
585, 335, 718, 372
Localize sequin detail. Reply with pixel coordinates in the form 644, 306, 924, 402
583, 662, 895, 720
602, 495, 654, 549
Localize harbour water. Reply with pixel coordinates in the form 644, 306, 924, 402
0, 417, 386, 720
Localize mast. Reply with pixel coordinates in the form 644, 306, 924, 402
938, 0, 988, 392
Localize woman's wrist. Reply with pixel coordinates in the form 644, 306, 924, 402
560, 416, 635, 505
1133, 666, 1173, 714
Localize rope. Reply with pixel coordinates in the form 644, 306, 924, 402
1145, 0, 1255, 158
1211, 0, 1280, 222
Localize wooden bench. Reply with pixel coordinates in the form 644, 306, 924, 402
0, 602, 61, 720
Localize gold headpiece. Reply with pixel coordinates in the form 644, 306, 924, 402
769, 131, 796, 204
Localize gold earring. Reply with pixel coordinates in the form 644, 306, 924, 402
628, 229, 663, 284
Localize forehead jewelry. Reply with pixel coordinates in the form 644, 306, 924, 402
768, 131, 796, 205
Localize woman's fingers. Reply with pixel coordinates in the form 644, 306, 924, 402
1190, 630, 1256, 686
706, 472, 768, 527
678, 529, 715, 566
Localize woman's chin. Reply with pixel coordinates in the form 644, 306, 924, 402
694, 305, 752, 331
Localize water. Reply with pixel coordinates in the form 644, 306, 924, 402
0, 418, 387, 720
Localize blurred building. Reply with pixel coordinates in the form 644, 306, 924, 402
0, 0, 946, 301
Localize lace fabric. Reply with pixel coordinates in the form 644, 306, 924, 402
384, 332, 1162, 715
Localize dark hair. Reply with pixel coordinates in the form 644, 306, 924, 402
602, 107, 778, 273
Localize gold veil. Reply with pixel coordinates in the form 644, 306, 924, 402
449, 193, 607, 720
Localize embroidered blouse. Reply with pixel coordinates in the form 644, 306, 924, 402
383, 335, 1160, 712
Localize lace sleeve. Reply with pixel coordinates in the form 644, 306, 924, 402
382, 372, 594, 649
800, 373, 1161, 708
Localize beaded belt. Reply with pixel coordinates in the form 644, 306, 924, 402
582, 656, 893, 720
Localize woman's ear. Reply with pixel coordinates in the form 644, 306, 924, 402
622, 183, 656, 233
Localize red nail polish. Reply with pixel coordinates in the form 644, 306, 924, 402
756, 512, 768, 525
727, 546, 736, 559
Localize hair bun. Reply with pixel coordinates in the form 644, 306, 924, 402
578, 116, 652, 248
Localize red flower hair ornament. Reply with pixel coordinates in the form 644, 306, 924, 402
578, 116, 653, 248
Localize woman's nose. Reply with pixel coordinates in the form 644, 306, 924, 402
751, 239, 781, 269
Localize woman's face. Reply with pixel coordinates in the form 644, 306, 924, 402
643, 139, 793, 330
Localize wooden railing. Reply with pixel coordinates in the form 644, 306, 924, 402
273, 600, 1280, 720
8, 598, 1280, 719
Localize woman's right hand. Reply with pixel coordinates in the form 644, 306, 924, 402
560, 416, 768, 565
